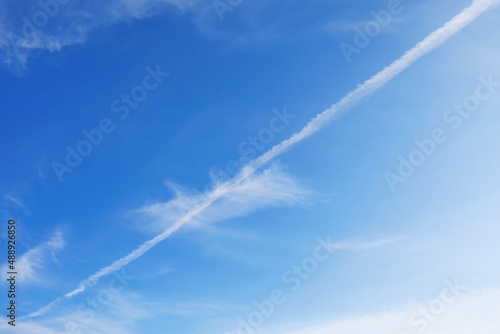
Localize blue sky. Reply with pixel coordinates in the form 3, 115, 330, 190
1, 0, 500, 333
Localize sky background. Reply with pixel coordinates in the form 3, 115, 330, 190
1, 0, 500, 333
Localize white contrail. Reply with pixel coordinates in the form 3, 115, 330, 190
28, 0, 499, 318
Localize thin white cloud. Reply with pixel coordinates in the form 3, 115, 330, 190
157, 300, 244, 317
0, 229, 65, 284
249, 0, 500, 170
29, 0, 500, 318
56, 293, 153, 334
9, 287, 500, 334
3, 195, 26, 209
0, 0, 198, 74
0, 292, 154, 334
2, 292, 241, 334
324, 17, 405, 35
144, 265, 175, 279
332, 236, 403, 251
3, 195, 30, 215
256, 289, 500, 334
135, 162, 312, 234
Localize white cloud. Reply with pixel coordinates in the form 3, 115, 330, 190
3, 195, 26, 209
10, 288, 500, 334
256, 288, 500, 334
0, 229, 65, 284
332, 236, 403, 251
249, 0, 500, 171
56, 293, 153, 334
2, 291, 241, 334
28, 163, 312, 317
3, 0, 498, 75
135, 162, 312, 234
157, 300, 244, 317
3, 195, 30, 215
323, 17, 405, 36
0, 292, 154, 334
0, 0, 199, 74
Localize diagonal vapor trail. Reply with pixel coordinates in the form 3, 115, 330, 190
28, 0, 500, 318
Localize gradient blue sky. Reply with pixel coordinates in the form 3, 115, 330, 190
1, 0, 500, 333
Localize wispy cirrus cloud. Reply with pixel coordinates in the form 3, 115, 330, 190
3, 195, 30, 215
0, 292, 154, 334
0, 0, 200, 74
157, 300, 244, 317
332, 236, 404, 251
257, 288, 500, 334
134, 162, 312, 234
0, 229, 65, 284
4, 292, 241, 334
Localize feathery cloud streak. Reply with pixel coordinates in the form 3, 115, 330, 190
0, 229, 65, 284
136, 163, 312, 234
0, 0, 198, 74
